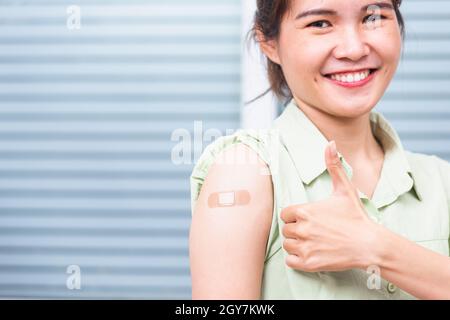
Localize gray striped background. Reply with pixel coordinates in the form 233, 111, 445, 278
377, 0, 450, 159
0, 0, 241, 299
0, 0, 448, 299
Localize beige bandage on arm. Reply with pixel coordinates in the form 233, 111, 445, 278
207, 190, 251, 208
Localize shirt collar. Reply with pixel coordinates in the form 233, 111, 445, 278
273, 99, 422, 207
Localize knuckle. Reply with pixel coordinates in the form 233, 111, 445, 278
280, 209, 287, 222
299, 253, 317, 272
280, 206, 293, 222
302, 260, 317, 273
285, 257, 294, 268
298, 224, 310, 239
295, 224, 306, 238
285, 255, 301, 269
296, 206, 310, 220
285, 254, 320, 272
286, 255, 316, 272
298, 245, 309, 260
298, 242, 314, 261
282, 238, 294, 253
282, 239, 289, 251
281, 223, 290, 237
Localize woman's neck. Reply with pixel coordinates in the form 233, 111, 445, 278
293, 98, 384, 164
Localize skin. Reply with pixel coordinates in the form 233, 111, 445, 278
282, 142, 450, 299
260, 0, 450, 299
190, 0, 450, 299
190, 144, 273, 299
259, 0, 399, 198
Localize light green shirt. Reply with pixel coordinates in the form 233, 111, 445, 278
190, 99, 450, 299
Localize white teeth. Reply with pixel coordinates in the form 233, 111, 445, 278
329, 70, 371, 83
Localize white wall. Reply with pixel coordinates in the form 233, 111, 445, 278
240, 0, 278, 129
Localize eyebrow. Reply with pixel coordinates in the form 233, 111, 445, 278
295, 2, 394, 20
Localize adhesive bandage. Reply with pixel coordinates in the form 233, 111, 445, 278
207, 190, 251, 208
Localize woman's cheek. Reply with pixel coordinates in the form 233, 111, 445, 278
281, 53, 308, 87
371, 29, 402, 60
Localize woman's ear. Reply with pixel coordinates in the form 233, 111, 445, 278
256, 29, 281, 65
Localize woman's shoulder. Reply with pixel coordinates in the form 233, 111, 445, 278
189, 129, 273, 213
190, 129, 272, 177
405, 150, 450, 173
404, 150, 450, 198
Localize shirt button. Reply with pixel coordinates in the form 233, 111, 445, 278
387, 282, 397, 294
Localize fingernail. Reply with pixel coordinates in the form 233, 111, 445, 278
329, 140, 337, 158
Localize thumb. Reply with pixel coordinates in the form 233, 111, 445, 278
325, 140, 355, 196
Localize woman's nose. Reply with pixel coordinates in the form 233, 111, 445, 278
332, 28, 370, 61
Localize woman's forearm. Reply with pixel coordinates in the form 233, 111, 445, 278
370, 224, 450, 299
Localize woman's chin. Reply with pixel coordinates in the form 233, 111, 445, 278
325, 101, 376, 119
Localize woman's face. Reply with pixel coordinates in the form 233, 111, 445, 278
263, 0, 402, 118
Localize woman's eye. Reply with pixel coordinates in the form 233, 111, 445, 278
306, 20, 331, 29
363, 14, 386, 24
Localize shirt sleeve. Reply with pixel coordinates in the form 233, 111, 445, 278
189, 129, 271, 216
434, 156, 450, 256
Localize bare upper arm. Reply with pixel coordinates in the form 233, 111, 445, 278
189, 143, 274, 299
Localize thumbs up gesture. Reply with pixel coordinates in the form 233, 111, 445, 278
280, 141, 380, 272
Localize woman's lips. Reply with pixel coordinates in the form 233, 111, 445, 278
323, 69, 378, 88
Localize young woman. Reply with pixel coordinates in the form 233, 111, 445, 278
189, 0, 450, 299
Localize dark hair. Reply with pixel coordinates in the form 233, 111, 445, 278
250, 0, 405, 104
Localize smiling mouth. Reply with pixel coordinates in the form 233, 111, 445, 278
322, 68, 379, 87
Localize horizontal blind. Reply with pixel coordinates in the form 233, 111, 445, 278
0, 0, 241, 298
377, 0, 450, 161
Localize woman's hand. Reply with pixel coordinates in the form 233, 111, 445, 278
281, 141, 380, 272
